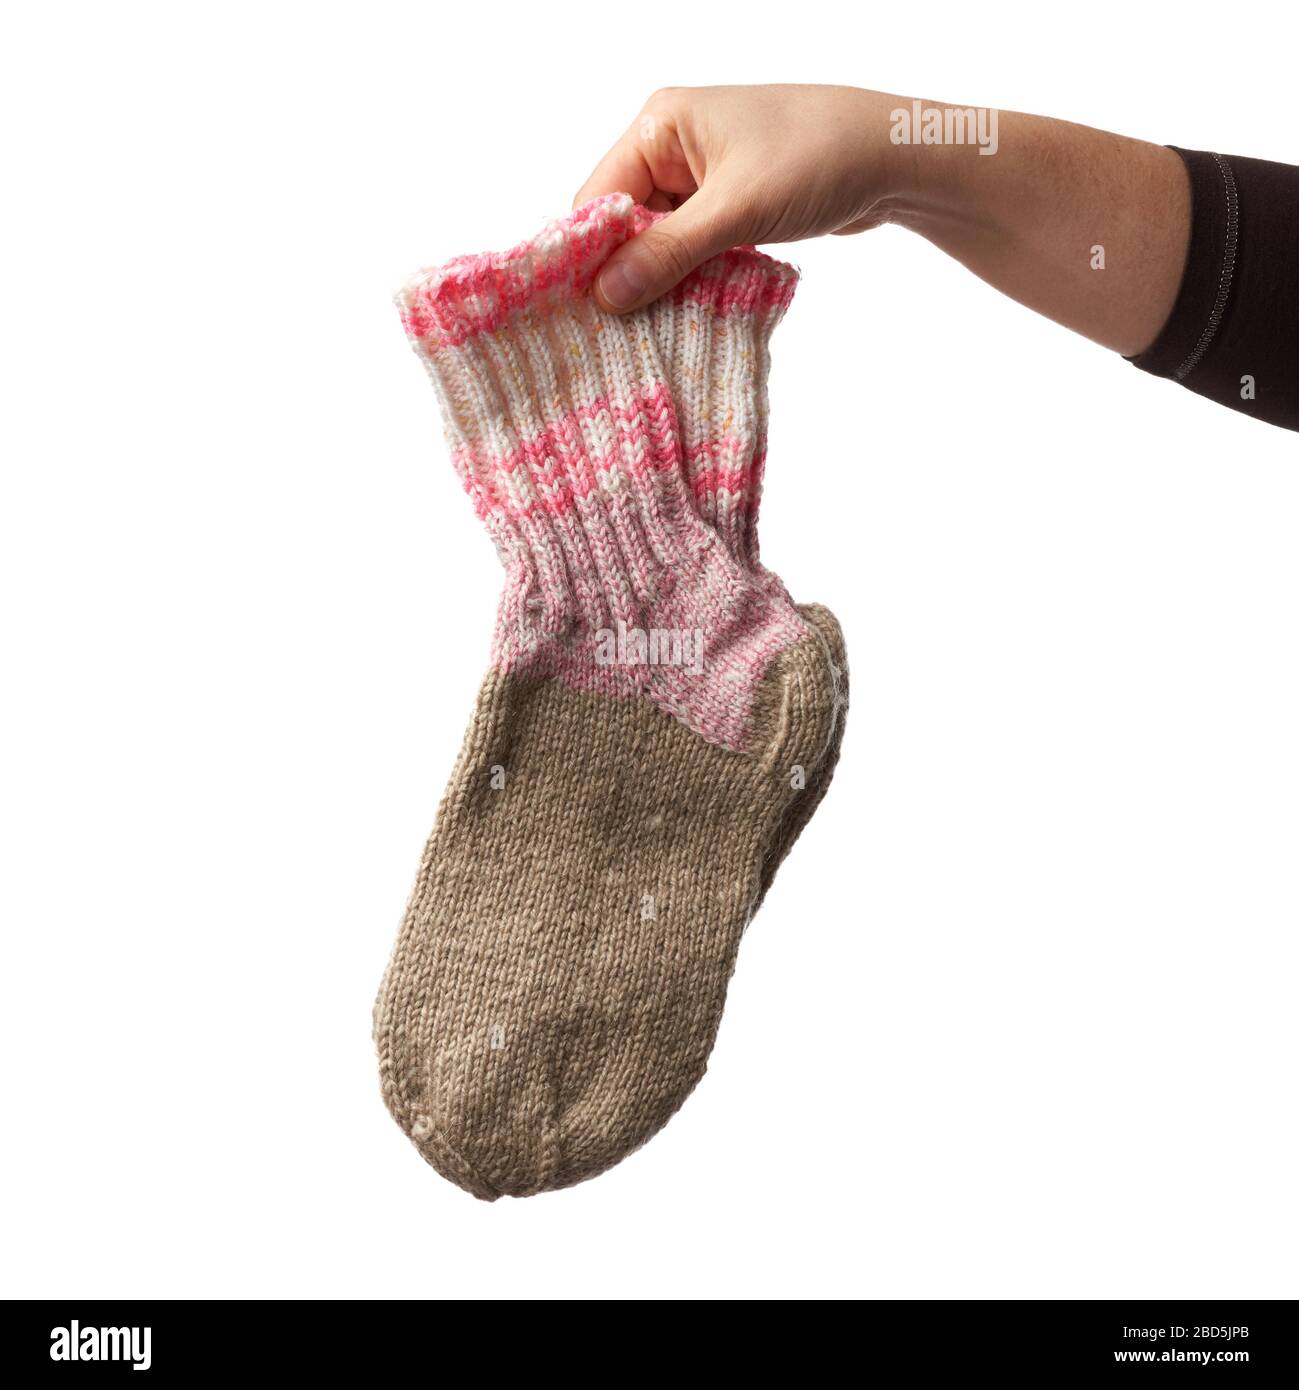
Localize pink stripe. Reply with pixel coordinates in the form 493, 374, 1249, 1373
447, 386, 685, 524
689, 471, 756, 502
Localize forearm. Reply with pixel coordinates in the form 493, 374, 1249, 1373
883, 103, 1191, 356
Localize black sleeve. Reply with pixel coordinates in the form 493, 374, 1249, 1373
1128, 146, 1299, 433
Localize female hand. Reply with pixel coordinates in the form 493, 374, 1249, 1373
574, 84, 905, 313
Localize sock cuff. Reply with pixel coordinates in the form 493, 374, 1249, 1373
396, 195, 799, 617
400, 268, 707, 643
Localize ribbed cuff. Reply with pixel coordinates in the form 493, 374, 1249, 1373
396, 195, 800, 645
1128, 147, 1238, 382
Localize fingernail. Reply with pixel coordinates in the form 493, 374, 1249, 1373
598, 259, 646, 310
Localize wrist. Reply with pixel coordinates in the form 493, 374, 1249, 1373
871, 93, 1001, 227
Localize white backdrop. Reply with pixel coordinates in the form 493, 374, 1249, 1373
3, 0, 1297, 1300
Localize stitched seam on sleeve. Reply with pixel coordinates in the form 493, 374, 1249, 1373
1174, 153, 1239, 381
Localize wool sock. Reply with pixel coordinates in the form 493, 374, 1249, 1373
374, 196, 843, 1197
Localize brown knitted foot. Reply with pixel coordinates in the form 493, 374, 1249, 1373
373, 629, 839, 1198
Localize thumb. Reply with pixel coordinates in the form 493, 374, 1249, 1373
593, 187, 747, 314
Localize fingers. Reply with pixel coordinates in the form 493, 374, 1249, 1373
574, 90, 702, 210
591, 184, 747, 314
573, 137, 656, 210
575, 90, 749, 312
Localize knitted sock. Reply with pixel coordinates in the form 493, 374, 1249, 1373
375, 196, 842, 1198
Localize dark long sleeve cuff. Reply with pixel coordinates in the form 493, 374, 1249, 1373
1129, 146, 1299, 433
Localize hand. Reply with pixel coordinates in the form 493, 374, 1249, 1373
574, 84, 904, 313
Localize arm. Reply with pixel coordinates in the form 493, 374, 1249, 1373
576, 85, 1299, 431
885, 105, 1189, 356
